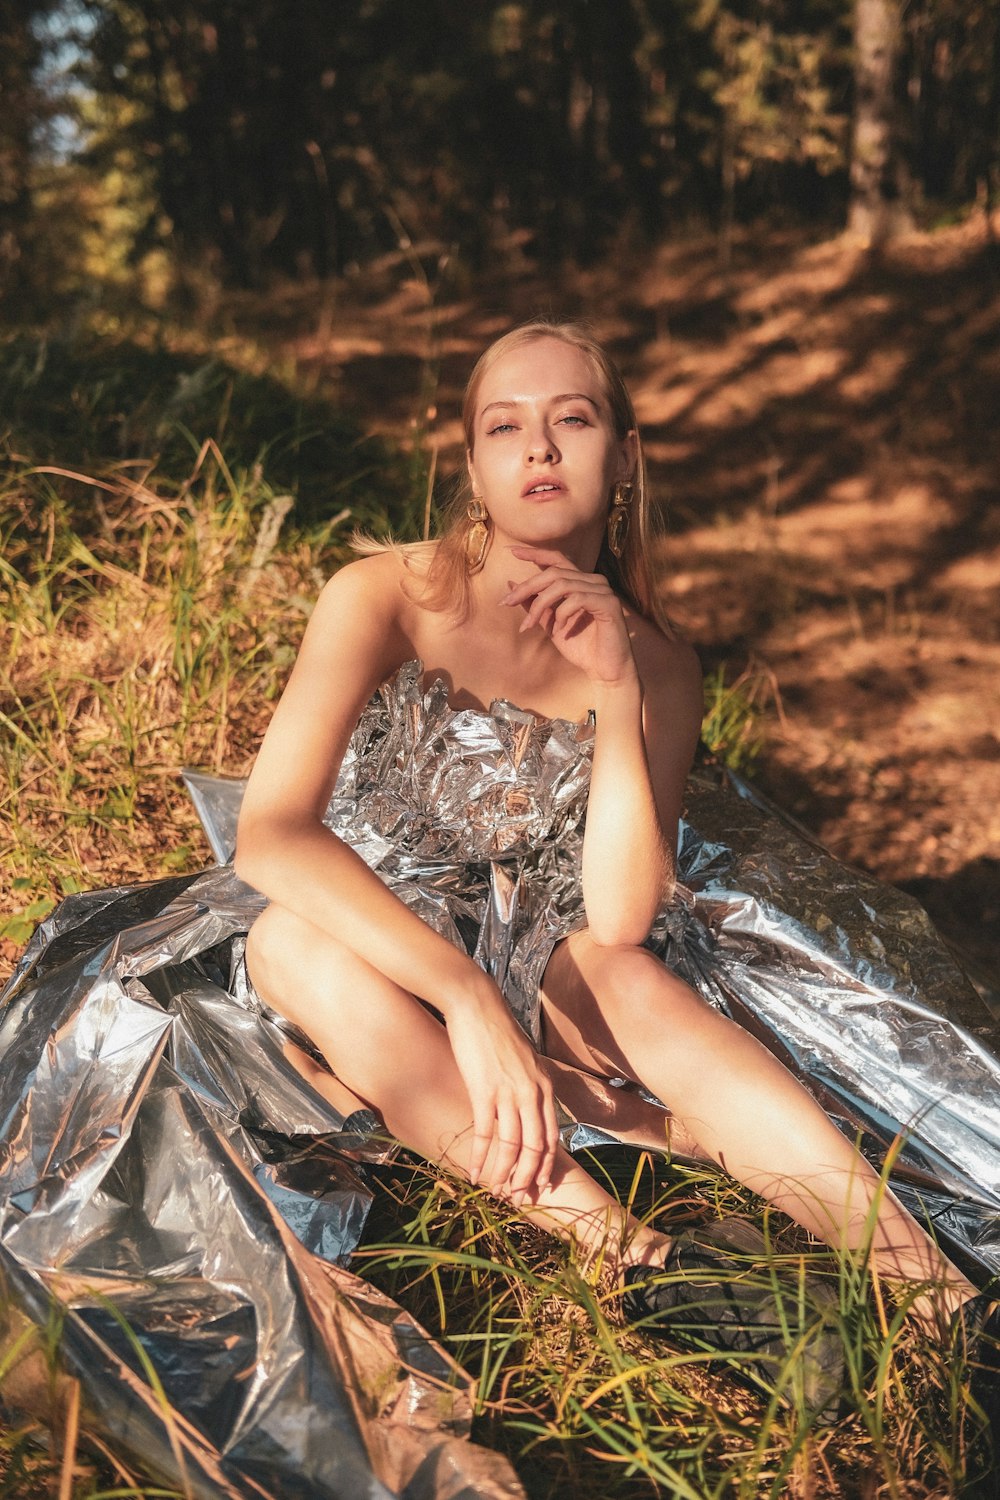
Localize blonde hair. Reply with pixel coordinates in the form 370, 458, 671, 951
359, 320, 671, 632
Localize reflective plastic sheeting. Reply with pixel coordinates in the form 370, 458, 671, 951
0, 864, 525, 1500
667, 776, 1000, 1249
0, 751, 998, 1498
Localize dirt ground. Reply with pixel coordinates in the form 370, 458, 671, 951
251, 218, 1000, 998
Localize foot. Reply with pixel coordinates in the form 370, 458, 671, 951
621, 1218, 844, 1418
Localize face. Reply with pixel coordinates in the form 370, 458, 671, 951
466, 337, 633, 559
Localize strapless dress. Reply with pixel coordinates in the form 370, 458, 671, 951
320, 656, 595, 1045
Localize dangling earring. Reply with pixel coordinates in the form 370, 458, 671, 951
465, 497, 490, 572
607, 482, 632, 559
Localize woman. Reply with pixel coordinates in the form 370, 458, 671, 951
235, 320, 978, 1351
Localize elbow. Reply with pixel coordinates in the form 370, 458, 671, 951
583, 913, 656, 950
233, 812, 278, 891
581, 865, 669, 949
234, 811, 337, 894
233, 834, 261, 890
586, 930, 651, 952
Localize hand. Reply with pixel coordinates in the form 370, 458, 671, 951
445, 979, 560, 1204
501, 545, 636, 686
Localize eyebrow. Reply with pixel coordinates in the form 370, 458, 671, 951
480, 392, 601, 416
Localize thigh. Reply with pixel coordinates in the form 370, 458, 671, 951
245, 902, 458, 1108
539, 931, 713, 1159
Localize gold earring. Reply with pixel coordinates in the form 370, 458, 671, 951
607, 482, 632, 559
466, 498, 490, 572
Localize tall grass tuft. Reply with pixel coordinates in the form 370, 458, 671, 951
700, 662, 783, 774
0, 448, 335, 955
355, 1148, 988, 1498
0, 323, 420, 962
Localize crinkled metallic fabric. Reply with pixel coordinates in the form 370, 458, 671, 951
2, 658, 998, 1497
323, 659, 595, 1047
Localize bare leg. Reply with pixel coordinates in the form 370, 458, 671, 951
245, 904, 668, 1269
542, 932, 977, 1321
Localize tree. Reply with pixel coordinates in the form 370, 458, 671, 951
848, 0, 911, 242
0, 1, 61, 303
10, 0, 998, 300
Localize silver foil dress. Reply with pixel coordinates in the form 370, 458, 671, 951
322, 658, 596, 1047
1, 656, 998, 1500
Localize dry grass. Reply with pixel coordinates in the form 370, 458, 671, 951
0, 447, 349, 971
355, 1149, 987, 1499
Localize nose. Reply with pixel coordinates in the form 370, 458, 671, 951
525, 423, 558, 464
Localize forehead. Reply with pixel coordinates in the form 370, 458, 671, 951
475, 337, 605, 410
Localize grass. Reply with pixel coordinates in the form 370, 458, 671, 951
0, 318, 419, 960
0, 324, 992, 1497
0, 449, 318, 951
353, 1148, 986, 1498
699, 662, 785, 775
0, 1144, 987, 1497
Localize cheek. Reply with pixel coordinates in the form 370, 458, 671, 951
475, 448, 516, 491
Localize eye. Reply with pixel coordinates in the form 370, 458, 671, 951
558, 413, 589, 427
486, 421, 516, 435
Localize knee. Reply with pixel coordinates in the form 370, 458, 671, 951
586, 939, 706, 1024
245, 903, 317, 1001
599, 944, 666, 1009
565, 936, 661, 1010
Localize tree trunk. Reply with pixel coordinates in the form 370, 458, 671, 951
848, 0, 912, 243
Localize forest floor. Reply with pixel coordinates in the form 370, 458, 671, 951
222, 214, 1000, 997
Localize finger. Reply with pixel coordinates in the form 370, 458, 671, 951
508, 1151, 545, 1206
521, 586, 600, 632
487, 1099, 522, 1191
467, 1099, 496, 1185
552, 596, 598, 627
517, 579, 586, 621
521, 604, 559, 635
509, 570, 607, 600
509, 1103, 547, 1198
539, 1086, 560, 1190
508, 544, 573, 569
501, 568, 572, 607
550, 605, 590, 640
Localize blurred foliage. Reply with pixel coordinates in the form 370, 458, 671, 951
0, 0, 62, 297
699, 662, 769, 773
0, 329, 414, 533
0, 0, 997, 308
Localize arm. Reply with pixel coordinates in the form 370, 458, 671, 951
584, 634, 702, 944
235, 556, 558, 1194
501, 548, 703, 946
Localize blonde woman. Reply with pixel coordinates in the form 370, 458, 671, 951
236, 322, 985, 1393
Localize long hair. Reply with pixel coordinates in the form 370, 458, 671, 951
359, 320, 672, 632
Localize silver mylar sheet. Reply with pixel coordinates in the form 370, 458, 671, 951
1, 740, 998, 1498
665, 775, 1000, 1274
0, 865, 524, 1500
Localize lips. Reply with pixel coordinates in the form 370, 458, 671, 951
521, 478, 565, 497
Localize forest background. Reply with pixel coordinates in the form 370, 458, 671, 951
1, 0, 998, 993
1, 3, 1000, 1496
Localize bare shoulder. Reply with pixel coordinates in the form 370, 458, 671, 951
310, 550, 418, 649
241, 551, 419, 825
314, 549, 410, 618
